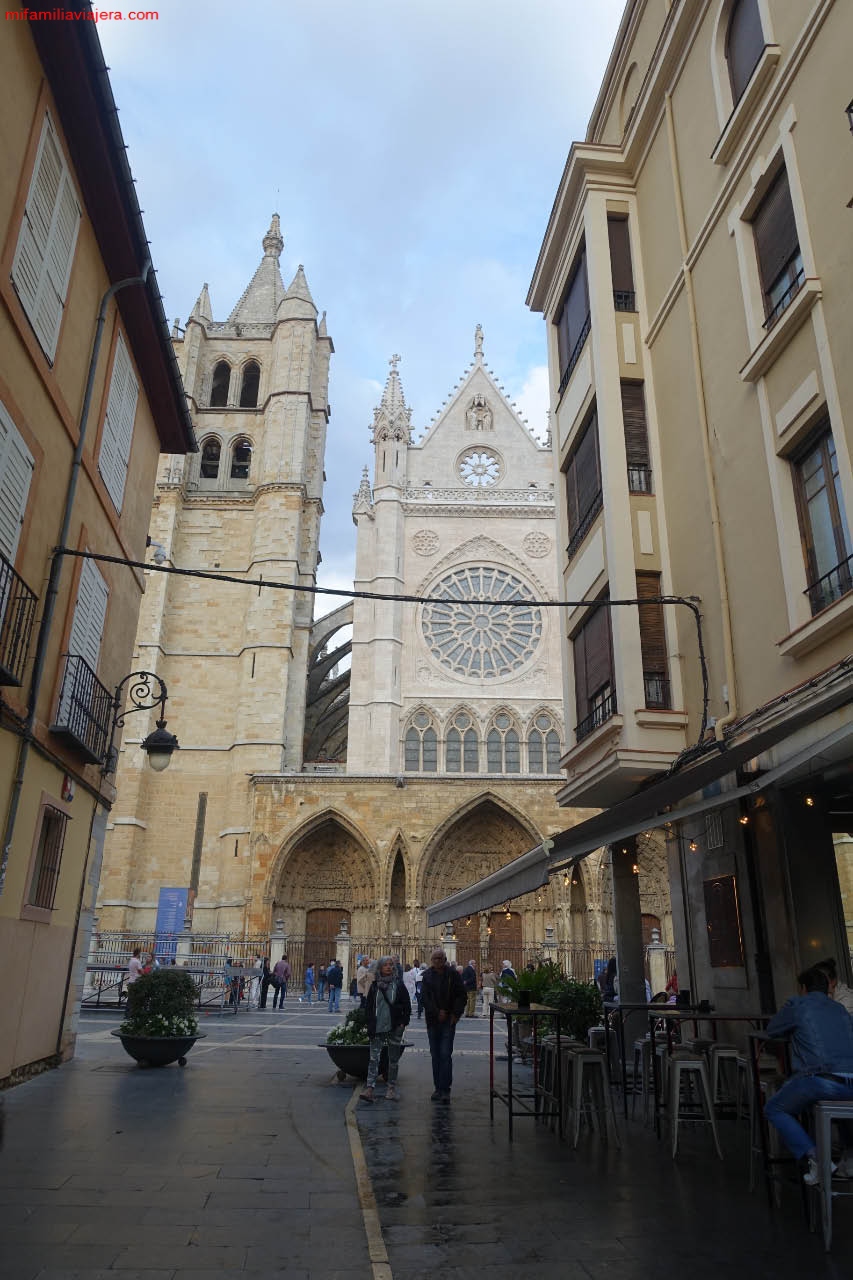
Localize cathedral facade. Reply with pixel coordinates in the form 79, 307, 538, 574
97, 219, 672, 976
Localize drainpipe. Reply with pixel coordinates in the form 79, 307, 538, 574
0, 265, 151, 896
663, 92, 738, 740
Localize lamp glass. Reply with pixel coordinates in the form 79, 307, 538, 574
147, 749, 172, 773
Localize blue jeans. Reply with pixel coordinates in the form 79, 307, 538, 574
426, 1019, 457, 1093
328, 986, 341, 1012
303, 983, 314, 1004
366, 1027, 405, 1088
765, 1073, 853, 1159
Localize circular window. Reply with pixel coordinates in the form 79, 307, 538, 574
458, 448, 501, 487
421, 566, 542, 679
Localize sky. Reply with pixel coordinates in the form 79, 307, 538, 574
98, 0, 626, 599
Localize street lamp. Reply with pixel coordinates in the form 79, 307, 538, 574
104, 670, 179, 775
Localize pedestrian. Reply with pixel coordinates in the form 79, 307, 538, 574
272, 954, 291, 1009
250, 953, 262, 1008
414, 961, 424, 1020
481, 965, 498, 1014
764, 965, 853, 1184
303, 962, 316, 1004
357, 956, 373, 1008
461, 958, 478, 1017
420, 946, 466, 1102
317, 963, 327, 1002
360, 956, 411, 1103
326, 958, 344, 1012
497, 959, 516, 1002
259, 956, 272, 1009
598, 957, 617, 1002
403, 962, 418, 1014
126, 947, 143, 987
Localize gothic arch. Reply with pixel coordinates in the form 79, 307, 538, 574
417, 791, 543, 908
382, 829, 413, 900
270, 809, 379, 934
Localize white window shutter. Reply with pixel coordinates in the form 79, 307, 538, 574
99, 334, 138, 512
11, 114, 81, 363
0, 402, 35, 564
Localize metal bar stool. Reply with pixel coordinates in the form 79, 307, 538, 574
810, 1100, 853, 1250
566, 1046, 621, 1149
668, 1052, 723, 1159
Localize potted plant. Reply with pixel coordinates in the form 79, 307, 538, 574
321, 1006, 411, 1081
112, 968, 205, 1067
541, 976, 603, 1043
499, 961, 563, 1060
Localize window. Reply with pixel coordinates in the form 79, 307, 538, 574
528, 712, 561, 773
230, 439, 252, 480
0, 400, 35, 563
240, 361, 260, 408
608, 216, 635, 310
404, 710, 437, 772
564, 408, 602, 560
11, 113, 81, 363
792, 426, 852, 616
28, 803, 69, 911
445, 710, 479, 772
573, 594, 615, 742
555, 245, 590, 393
726, 0, 764, 105
55, 556, 109, 749
200, 438, 221, 480
98, 333, 139, 513
622, 382, 651, 493
636, 572, 670, 709
210, 360, 230, 407
751, 167, 803, 327
486, 712, 520, 773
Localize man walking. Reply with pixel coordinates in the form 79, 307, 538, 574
420, 947, 466, 1103
461, 958, 478, 1018
272, 954, 291, 1010
326, 958, 344, 1013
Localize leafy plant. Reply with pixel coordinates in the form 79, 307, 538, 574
120, 969, 199, 1038
541, 977, 603, 1041
501, 959, 563, 1005
326, 1006, 370, 1046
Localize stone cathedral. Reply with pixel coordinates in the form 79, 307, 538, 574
97, 218, 672, 972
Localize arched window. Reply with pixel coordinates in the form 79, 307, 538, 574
239, 361, 260, 408
487, 712, 520, 773
726, 0, 764, 104
200, 438, 221, 480
528, 712, 562, 773
445, 710, 479, 773
210, 360, 230, 407
230, 439, 252, 480
404, 710, 437, 773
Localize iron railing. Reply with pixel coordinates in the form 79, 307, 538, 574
557, 312, 592, 397
566, 489, 603, 561
628, 464, 653, 494
804, 553, 853, 616
643, 671, 671, 710
613, 290, 636, 312
763, 264, 805, 329
576, 688, 617, 743
0, 553, 37, 686
51, 654, 113, 765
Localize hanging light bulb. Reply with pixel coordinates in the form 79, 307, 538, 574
632, 863, 640, 875
738, 815, 749, 826
563, 872, 570, 887
804, 795, 815, 807
689, 839, 698, 852
466, 915, 472, 926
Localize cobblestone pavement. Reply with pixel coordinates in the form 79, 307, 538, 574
0, 1002, 850, 1278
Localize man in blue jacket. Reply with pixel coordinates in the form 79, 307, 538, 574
765, 965, 853, 1184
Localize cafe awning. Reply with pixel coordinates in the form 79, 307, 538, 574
426, 668, 853, 927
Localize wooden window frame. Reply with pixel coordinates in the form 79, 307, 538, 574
573, 593, 615, 741
636, 572, 670, 709
750, 166, 803, 327
607, 215, 635, 309
555, 245, 590, 389
791, 423, 853, 616
564, 407, 602, 559
621, 381, 652, 493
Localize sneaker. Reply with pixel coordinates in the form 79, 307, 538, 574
359, 1088, 374, 1104
385, 1086, 398, 1101
804, 1155, 837, 1186
431, 1089, 442, 1101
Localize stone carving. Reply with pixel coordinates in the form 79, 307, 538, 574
465, 394, 493, 433
458, 447, 501, 486
421, 565, 543, 679
523, 531, 551, 558
412, 529, 440, 556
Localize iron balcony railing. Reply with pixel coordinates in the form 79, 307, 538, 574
628, 464, 653, 494
566, 489, 603, 561
51, 653, 113, 765
643, 670, 671, 710
613, 290, 636, 312
804, 553, 853, 617
557, 312, 592, 397
763, 264, 805, 329
575, 687, 617, 743
0, 553, 37, 686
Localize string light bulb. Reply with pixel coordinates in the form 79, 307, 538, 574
804, 795, 815, 807
738, 815, 749, 826
563, 872, 570, 886
632, 863, 640, 875
688, 838, 698, 852
466, 915, 472, 926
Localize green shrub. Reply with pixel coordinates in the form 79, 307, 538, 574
501, 959, 563, 1005
120, 969, 199, 1038
541, 977, 603, 1041
326, 1006, 369, 1045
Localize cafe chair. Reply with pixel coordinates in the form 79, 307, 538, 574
709, 1043, 740, 1107
565, 1045, 621, 1149
809, 1100, 853, 1251
668, 1052, 723, 1159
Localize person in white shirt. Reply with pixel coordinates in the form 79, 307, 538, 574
817, 957, 853, 1018
126, 948, 143, 985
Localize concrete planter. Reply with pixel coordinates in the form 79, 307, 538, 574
321, 1041, 412, 1081
112, 1029, 206, 1067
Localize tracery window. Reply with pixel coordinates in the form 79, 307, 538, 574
421, 566, 542, 679
240, 361, 260, 408
210, 360, 230, 407
200, 438, 221, 480
458, 447, 501, 487
445, 710, 479, 773
528, 712, 562, 773
486, 712, 520, 773
404, 710, 437, 773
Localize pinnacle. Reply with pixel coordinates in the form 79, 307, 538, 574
284, 264, 315, 307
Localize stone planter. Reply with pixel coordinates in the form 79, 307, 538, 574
111, 1029, 206, 1067
321, 1041, 412, 1081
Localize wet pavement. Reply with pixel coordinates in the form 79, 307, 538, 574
0, 1001, 850, 1278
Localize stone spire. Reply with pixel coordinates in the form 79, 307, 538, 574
227, 214, 286, 325
278, 264, 317, 320
352, 465, 374, 519
189, 282, 212, 324
318, 310, 328, 337
371, 353, 412, 444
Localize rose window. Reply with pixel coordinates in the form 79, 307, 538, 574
421, 566, 542, 678
458, 448, 501, 487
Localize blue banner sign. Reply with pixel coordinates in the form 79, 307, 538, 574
154, 887, 188, 960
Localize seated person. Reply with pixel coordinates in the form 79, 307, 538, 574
764, 965, 853, 1184
815, 956, 853, 1018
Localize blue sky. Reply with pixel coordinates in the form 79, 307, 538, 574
99, 0, 625, 596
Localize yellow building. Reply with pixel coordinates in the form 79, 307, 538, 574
519, 0, 853, 1008
0, 13, 194, 1082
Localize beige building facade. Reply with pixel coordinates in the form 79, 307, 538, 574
526, 0, 853, 1008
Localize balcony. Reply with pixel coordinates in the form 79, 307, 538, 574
805, 553, 853, 618
575, 687, 617, 744
628, 465, 653, 495
51, 654, 113, 765
557, 312, 591, 398
613, 290, 636, 312
566, 490, 603, 562
643, 671, 671, 710
0, 555, 37, 686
